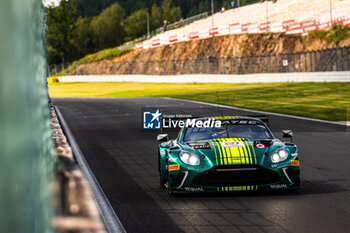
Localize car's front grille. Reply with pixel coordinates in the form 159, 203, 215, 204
193, 165, 280, 186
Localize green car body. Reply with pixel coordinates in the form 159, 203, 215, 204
158, 116, 300, 195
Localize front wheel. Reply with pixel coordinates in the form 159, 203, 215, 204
165, 178, 174, 196
159, 175, 166, 188
165, 168, 174, 196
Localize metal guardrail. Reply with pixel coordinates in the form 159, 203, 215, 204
50, 46, 350, 76
154, 12, 209, 34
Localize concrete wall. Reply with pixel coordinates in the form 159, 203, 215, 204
58, 71, 350, 83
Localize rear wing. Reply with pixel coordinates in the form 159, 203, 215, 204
247, 114, 269, 126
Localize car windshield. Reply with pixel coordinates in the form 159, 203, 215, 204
183, 123, 273, 142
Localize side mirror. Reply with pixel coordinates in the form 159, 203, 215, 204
157, 134, 169, 143
282, 130, 293, 142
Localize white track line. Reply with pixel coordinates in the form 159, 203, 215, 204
55, 106, 127, 233
163, 97, 348, 127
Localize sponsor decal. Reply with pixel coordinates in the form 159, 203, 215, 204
291, 160, 300, 166
168, 164, 180, 171
221, 141, 244, 148
184, 187, 204, 192
143, 109, 162, 129
255, 143, 266, 148
270, 184, 287, 189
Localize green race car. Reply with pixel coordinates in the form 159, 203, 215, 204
157, 116, 300, 195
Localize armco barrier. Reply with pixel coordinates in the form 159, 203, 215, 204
247, 24, 259, 33
136, 18, 350, 50
152, 39, 160, 47
343, 19, 350, 26
259, 22, 271, 31
135, 42, 144, 50
160, 37, 168, 45
303, 25, 317, 33
209, 27, 219, 36
178, 33, 188, 41
283, 20, 295, 29
169, 35, 178, 43
229, 23, 241, 33
189, 32, 199, 40
318, 22, 331, 30
302, 21, 315, 27
241, 23, 252, 32
199, 29, 210, 38
219, 25, 230, 34
287, 23, 303, 34
270, 22, 283, 32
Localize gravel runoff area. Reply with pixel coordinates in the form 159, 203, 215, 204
50, 106, 107, 233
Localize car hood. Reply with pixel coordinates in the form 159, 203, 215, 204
181, 138, 283, 166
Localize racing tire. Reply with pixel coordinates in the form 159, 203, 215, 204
166, 180, 174, 196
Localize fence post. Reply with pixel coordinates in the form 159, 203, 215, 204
346, 47, 350, 70
275, 54, 278, 73
314, 51, 317, 72
341, 47, 345, 71
309, 51, 314, 72
334, 48, 338, 71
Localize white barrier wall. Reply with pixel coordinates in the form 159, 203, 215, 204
58, 72, 350, 83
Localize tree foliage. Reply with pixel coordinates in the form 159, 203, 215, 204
90, 3, 125, 50
46, 0, 76, 64
124, 9, 148, 41
46, 0, 259, 65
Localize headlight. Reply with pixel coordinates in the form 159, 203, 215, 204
180, 151, 200, 165
271, 147, 289, 163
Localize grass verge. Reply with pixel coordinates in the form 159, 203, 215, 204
55, 47, 133, 76
48, 82, 349, 121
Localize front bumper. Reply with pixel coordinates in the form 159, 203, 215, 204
168, 164, 300, 193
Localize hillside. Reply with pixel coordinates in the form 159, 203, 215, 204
68, 32, 350, 75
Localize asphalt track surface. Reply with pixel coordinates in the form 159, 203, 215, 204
53, 97, 350, 233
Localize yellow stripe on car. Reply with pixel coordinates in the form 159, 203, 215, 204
238, 138, 250, 164
214, 140, 224, 165
210, 140, 219, 166
247, 138, 257, 164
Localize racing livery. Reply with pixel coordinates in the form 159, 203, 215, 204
158, 116, 300, 195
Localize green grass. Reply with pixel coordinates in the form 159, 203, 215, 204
49, 82, 350, 121
77, 47, 133, 63
55, 47, 133, 76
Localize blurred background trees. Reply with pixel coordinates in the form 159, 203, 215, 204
46, 0, 255, 65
